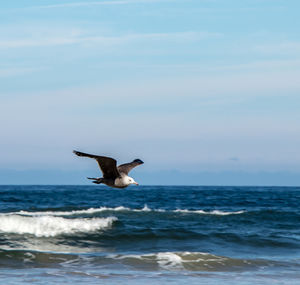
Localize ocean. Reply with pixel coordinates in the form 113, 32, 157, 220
0, 185, 299, 284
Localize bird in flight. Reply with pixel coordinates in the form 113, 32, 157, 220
73, 150, 144, 188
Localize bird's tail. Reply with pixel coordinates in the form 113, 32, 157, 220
87, 177, 103, 184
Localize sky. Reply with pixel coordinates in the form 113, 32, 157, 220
1, 0, 300, 185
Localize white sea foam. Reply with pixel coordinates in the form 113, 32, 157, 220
8, 205, 158, 217
174, 209, 245, 215
2, 207, 128, 217
156, 252, 184, 269
3, 205, 244, 218
14, 207, 129, 216
0, 215, 117, 237
109, 251, 228, 270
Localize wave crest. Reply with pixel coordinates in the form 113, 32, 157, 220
109, 251, 268, 271
174, 209, 245, 215
10, 206, 244, 217
0, 215, 117, 237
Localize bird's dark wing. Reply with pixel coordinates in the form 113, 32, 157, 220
73, 150, 120, 179
117, 159, 144, 175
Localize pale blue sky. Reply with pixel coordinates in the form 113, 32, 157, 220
1, 0, 300, 185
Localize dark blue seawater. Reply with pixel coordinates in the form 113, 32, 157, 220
0, 185, 300, 284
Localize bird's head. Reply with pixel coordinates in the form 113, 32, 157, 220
127, 176, 139, 186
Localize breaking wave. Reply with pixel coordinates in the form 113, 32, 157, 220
173, 209, 245, 215
107, 251, 269, 271
8, 206, 245, 217
0, 215, 117, 237
0, 250, 281, 272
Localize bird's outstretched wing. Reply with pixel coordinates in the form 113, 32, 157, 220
73, 150, 120, 179
118, 159, 144, 175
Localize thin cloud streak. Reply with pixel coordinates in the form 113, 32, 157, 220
32, 0, 174, 9
0, 38, 78, 48
0, 31, 218, 49
254, 41, 300, 55
0, 67, 44, 77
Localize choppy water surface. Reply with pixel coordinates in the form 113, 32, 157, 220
0, 185, 300, 284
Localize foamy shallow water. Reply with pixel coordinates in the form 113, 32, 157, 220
1, 185, 300, 284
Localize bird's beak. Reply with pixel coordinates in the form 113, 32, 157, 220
134, 182, 139, 185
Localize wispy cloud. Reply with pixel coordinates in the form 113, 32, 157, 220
0, 31, 218, 49
0, 38, 78, 48
0, 67, 44, 77
254, 41, 300, 55
211, 59, 300, 72
32, 0, 173, 9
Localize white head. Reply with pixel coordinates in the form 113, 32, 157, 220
126, 176, 139, 186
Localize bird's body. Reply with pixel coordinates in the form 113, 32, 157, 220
73, 150, 143, 188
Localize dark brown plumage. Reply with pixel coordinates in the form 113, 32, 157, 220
118, 159, 144, 175
73, 150, 144, 188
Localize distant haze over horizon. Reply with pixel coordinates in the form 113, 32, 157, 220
0, 0, 299, 185
1, 169, 300, 187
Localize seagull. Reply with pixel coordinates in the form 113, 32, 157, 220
73, 150, 144, 188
